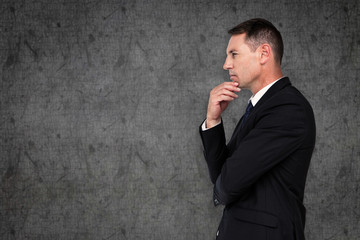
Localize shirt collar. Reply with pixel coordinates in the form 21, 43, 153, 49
249, 77, 285, 106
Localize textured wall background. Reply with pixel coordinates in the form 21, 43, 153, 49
0, 0, 359, 239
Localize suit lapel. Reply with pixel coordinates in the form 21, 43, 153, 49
228, 77, 292, 147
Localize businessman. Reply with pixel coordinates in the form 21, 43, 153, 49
199, 18, 316, 240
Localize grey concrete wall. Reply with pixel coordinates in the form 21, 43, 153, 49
0, 0, 358, 239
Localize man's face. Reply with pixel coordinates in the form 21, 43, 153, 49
223, 34, 260, 90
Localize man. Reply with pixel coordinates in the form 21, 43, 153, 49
199, 18, 316, 240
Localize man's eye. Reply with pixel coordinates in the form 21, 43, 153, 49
232, 53, 238, 57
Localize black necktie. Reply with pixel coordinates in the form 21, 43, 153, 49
240, 101, 253, 128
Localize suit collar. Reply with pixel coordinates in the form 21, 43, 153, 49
249, 77, 283, 107
254, 77, 291, 109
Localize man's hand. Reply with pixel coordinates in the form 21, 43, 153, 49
206, 81, 241, 128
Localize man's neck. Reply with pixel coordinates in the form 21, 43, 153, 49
251, 69, 283, 95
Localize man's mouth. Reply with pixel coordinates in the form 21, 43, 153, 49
229, 71, 236, 77
229, 73, 237, 80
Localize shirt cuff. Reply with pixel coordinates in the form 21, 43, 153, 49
201, 119, 222, 131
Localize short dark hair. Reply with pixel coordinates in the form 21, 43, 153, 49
228, 18, 283, 64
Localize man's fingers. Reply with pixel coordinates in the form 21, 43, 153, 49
209, 93, 235, 105
211, 89, 238, 102
219, 89, 239, 98
216, 94, 237, 103
222, 81, 241, 90
213, 83, 241, 95
224, 85, 241, 93
206, 81, 241, 122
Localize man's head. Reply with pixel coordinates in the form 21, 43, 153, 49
228, 18, 283, 64
223, 18, 284, 94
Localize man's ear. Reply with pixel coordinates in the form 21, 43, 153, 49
259, 44, 271, 64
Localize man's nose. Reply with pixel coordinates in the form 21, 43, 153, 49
223, 57, 232, 70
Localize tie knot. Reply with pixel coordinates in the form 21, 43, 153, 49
240, 102, 253, 129
246, 102, 253, 113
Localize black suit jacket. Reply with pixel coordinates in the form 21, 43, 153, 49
199, 78, 316, 240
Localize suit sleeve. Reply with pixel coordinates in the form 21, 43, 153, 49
214, 101, 308, 205
199, 119, 229, 184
